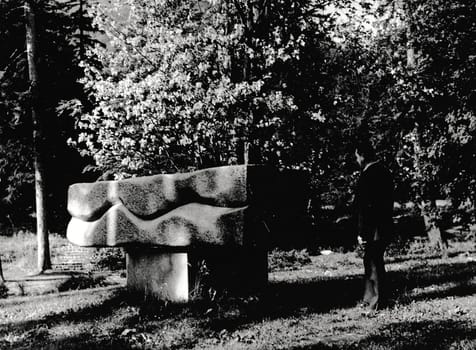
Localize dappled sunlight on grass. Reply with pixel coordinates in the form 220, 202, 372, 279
0, 240, 475, 349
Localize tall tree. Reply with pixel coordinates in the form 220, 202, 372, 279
1, 0, 96, 232
73, 0, 329, 178
0, 257, 5, 285
400, 0, 447, 253
319, 0, 475, 246
25, 0, 51, 272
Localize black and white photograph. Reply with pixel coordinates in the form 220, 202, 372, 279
0, 0, 475, 349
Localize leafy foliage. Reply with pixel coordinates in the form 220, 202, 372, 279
320, 0, 476, 220
1, 0, 475, 232
73, 0, 332, 178
268, 248, 312, 271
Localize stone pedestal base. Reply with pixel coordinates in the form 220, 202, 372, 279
126, 248, 188, 302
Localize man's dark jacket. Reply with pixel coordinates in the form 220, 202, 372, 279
354, 161, 394, 242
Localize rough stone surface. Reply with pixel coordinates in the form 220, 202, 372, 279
68, 165, 249, 221
66, 165, 283, 301
67, 165, 271, 249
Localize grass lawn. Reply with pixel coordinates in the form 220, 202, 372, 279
0, 236, 475, 349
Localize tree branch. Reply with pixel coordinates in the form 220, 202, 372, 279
0, 49, 26, 83
96, 7, 159, 71
233, 0, 247, 25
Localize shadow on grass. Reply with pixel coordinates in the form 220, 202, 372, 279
389, 261, 476, 302
291, 319, 476, 350
206, 261, 476, 331
0, 333, 136, 350
0, 261, 475, 349
0, 288, 128, 329
0, 288, 206, 350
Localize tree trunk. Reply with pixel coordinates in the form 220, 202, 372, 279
25, 0, 51, 273
79, 0, 84, 59
0, 257, 5, 284
406, 26, 416, 69
412, 127, 447, 255
401, 1, 446, 255
235, 0, 267, 165
421, 200, 448, 255
244, 141, 250, 164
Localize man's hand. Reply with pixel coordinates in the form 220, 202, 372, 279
357, 235, 366, 246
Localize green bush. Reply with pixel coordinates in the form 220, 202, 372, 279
91, 248, 125, 271
58, 273, 107, 292
268, 248, 311, 272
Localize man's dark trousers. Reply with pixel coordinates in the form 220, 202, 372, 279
363, 239, 386, 310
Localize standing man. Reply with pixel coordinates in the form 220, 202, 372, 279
354, 141, 394, 310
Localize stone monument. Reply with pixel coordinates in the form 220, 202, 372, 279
67, 165, 276, 302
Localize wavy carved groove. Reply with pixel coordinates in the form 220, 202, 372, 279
67, 202, 247, 247
68, 165, 249, 222
66, 165, 278, 248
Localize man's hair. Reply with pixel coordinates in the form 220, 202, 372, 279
355, 140, 376, 160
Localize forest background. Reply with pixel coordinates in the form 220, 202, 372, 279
0, 0, 475, 254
